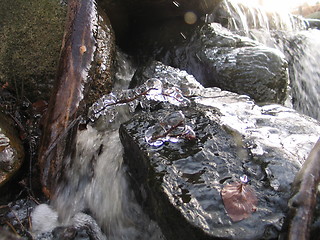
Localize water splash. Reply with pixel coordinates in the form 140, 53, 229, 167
53, 125, 164, 240
209, 0, 320, 120
287, 30, 320, 120
208, 0, 307, 34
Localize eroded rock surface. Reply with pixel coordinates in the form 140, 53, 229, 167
119, 61, 320, 239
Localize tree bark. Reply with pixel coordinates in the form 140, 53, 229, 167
285, 138, 320, 240
38, 0, 99, 197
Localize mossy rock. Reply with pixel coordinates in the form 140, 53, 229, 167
0, 0, 66, 102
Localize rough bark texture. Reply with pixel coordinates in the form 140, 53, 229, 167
38, 0, 114, 197
285, 138, 320, 240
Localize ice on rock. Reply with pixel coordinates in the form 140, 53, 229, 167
145, 125, 168, 147
160, 111, 185, 129
145, 111, 196, 147
88, 78, 191, 124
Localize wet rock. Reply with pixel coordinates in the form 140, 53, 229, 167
0, 0, 66, 102
87, 8, 116, 108
155, 23, 289, 104
0, 113, 24, 187
119, 62, 320, 239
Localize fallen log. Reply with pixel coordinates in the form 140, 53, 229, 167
285, 138, 320, 240
38, 0, 114, 197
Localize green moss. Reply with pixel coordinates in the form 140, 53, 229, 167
0, 0, 66, 101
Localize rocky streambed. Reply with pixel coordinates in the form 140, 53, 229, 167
0, 0, 320, 239
119, 61, 320, 239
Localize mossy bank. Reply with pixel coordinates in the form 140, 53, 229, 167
0, 0, 66, 101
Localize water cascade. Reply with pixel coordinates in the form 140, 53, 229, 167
209, 0, 320, 120
31, 50, 164, 240
28, 1, 320, 240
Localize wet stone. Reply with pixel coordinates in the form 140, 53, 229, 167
0, 113, 24, 187
119, 62, 320, 240
120, 107, 281, 240
141, 22, 288, 104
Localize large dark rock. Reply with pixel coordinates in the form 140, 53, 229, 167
156, 23, 289, 104
119, 61, 320, 240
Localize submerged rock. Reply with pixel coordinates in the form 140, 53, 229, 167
119, 62, 320, 239
0, 113, 24, 187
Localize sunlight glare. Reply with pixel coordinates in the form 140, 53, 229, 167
250, 0, 319, 11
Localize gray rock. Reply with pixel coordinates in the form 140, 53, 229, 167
119, 62, 320, 239
306, 18, 320, 29
158, 23, 289, 104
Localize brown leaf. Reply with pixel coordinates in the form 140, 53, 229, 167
221, 182, 258, 222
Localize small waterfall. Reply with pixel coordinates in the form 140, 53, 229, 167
209, 0, 320, 120
50, 49, 164, 240
287, 29, 320, 120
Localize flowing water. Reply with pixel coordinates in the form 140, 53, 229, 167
31, 1, 320, 239
210, 0, 320, 120
33, 50, 165, 240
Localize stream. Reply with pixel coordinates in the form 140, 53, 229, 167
2, 0, 320, 239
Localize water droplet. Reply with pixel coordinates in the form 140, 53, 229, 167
180, 32, 186, 39
240, 175, 249, 183
172, 1, 180, 7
